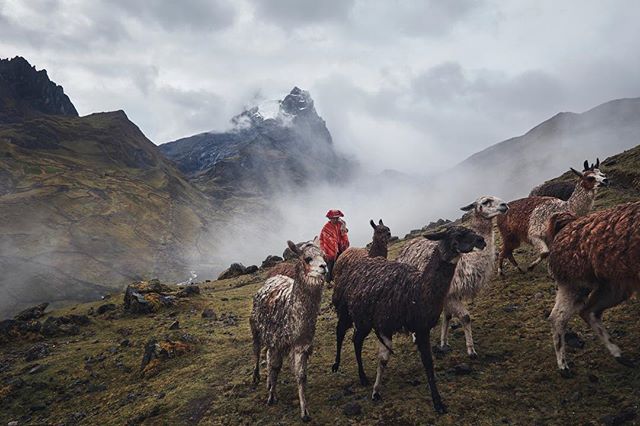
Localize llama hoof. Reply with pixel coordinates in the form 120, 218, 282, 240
301, 414, 312, 423
331, 362, 340, 373
434, 401, 448, 415
559, 368, 574, 379
267, 395, 277, 405
359, 375, 370, 386
615, 356, 635, 368
468, 351, 478, 360
371, 391, 382, 402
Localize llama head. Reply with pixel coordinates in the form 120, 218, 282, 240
369, 219, 391, 243
460, 196, 508, 219
424, 226, 486, 263
571, 159, 609, 190
287, 237, 327, 280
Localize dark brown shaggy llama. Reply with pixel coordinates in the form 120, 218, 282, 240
331, 226, 486, 414
332, 219, 391, 281
547, 201, 640, 376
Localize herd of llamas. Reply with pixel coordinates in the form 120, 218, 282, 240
249, 158, 640, 422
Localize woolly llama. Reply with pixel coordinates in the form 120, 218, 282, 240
332, 226, 486, 414
250, 238, 327, 422
547, 202, 640, 376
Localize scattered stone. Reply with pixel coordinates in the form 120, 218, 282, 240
140, 337, 195, 376
451, 363, 472, 375
564, 331, 585, 349
601, 408, 637, 426
97, 303, 116, 315
24, 343, 50, 362
0, 319, 42, 344
28, 364, 45, 375
261, 255, 283, 269
219, 313, 238, 327
502, 305, 518, 313
157, 392, 166, 399
14, 303, 49, 321
8, 421, 19, 426
169, 321, 180, 330
343, 402, 362, 417
201, 308, 217, 319
29, 404, 46, 412
220, 298, 229, 302
120, 339, 131, 347
176, 286, 200, 298
533, 292, 544, 300
41, 317, 80, 337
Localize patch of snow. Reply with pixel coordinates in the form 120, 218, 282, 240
256, 100, 281, 120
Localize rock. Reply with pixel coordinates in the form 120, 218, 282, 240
120, 339, 131, 347
176, 286, 200, 298
219, 313, 238, 327
343, 402, 362, 417
217, 263, 256, 280
140, 337, 195, 376
244, 265, 259, 274
0, 319, 42, 343
261, 255, 283, 269
24, 343, 50, 362
13, 303, 49, 321
41, 317, 80, 337
564, 331, 585, 349
201, 308, 217, 319
502, 304, 518, 313
169, 321, 180, 330
28, 364, 45, 374
96, 303, 116, 315
8, 421, 19, 426
124, 280, 175, 314
451, 363, 472, 375
602, 408, 637, 426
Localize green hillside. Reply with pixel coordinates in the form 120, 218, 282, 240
1, 145, 639, 425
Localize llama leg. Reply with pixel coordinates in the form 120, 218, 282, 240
353, 327, 371, 386
332, 313, 352, 372
579, 286, 631, 365
448, 298, 476, 358
293, 348, 312, 422
499, 237, 523, 275
528, 237, 549, 271
415, 330, 446, 414
252, 329, 261, 386
548, 285, 582, 375
439, 310, 452, 349
372, 334, 392, 401
266, 349, 283, 405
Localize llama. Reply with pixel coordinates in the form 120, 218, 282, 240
529, 159, 602, 201
250, 238, 327, 422
331, 219, 391, 281
332, 226, 486, 414
497, 160, 608, 275
547, 202, 640, 376
396, 196, 508, 357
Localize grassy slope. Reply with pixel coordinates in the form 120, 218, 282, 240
1, 147, 640, 425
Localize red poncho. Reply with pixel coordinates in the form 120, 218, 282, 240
319, 220, 350, 261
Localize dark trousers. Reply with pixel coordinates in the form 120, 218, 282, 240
326, 259, 336, 282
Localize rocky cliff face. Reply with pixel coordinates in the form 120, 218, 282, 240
160, 87, 354, 198
0, 56, 78, 123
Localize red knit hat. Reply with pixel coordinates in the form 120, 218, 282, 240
326, 209, 344, 219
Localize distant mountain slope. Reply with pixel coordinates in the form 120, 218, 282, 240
0, 56, 78, 124
454, 97, 640, 200
0, 59, 223, 316
160, 87, 354, 198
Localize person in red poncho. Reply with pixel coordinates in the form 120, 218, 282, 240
319, 209, 350, 282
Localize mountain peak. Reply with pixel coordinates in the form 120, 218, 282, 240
281, 86, 314, 116
0, 56, 78, 123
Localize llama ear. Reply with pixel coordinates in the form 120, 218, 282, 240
287, 240, 302, 256
424, 230, 447, 241
312, 235, 320, 246
596, 158, 600, 168
370, 220, 376, 230
570, 167, 584, 178
379, 219, 384, 226
583, 160, 589, 170
460, 202, 476, 211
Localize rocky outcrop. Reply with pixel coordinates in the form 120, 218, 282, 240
0, 56, 78, 123
217, 263, 258, 280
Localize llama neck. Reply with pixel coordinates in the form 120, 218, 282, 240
292, 263, 324, 314
419, 245, 457, 311
469, 212, 495, 259
567, 182, 596, 216
368, 238, 388, 258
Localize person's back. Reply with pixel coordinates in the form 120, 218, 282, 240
320, 209, 349, 281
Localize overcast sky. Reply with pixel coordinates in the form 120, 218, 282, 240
2, 0, 640, 173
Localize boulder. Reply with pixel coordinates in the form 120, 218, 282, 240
217, 263, 258, 280
261, 255, 283, 269
176, 286, 200, 298
140, 337, 195, 377
124, 280, 176, 314
201, 308, 217, 319
14, 303, 49, 321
